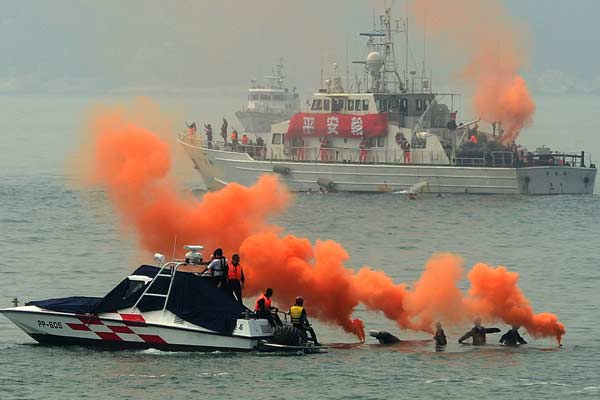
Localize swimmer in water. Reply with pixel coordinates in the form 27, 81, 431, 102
458, 317, 501, 345
433, 321, 447, 346
499, 325, 527, 346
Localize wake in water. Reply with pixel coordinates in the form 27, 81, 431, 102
75, 100, 565, 344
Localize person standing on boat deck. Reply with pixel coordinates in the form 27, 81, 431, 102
206, 248, 228, 288
433, 321, 447, 346
221, 118, 228, 146
241, 133, 249, 153
231, 129, 239, 151
458, 317, 501, 345
320, 137, 330, 161
227, 254, 245, 304
289, 296, 319, 345
401, 137, 411, 163
359, 136, 369, 163
297, 137, 305, 161
499, 325, 527, 346
204, 123, 213, 149
254, 288, 282, 327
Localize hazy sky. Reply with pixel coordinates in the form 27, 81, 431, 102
1, 0, 598, 93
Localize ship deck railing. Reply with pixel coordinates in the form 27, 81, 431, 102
179, 134, 593, 169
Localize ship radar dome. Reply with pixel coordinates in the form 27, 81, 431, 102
366, 51, 384, 75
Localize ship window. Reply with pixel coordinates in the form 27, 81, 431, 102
311, 99, 322, 111
355, 99, 362, 111
377, 136, 386, 147
272, 133, 283, 145
332, 98, 345, 112
347, 99, 354, 111
424, 99, 431, 108
260, 94, 270, 100
399, 98, 408, 112
390, 97, 399, 111
416, 99, 423, 111
273, 94, 285, 101
251, 94, 259, 100
323, 99, 331, 111
376, 98, 388, 112
362, 99, 369, 111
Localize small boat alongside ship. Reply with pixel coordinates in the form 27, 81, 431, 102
179, 8, 596, 195
0, 246, 325, 353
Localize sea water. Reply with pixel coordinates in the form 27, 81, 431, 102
0, 94, 599, 399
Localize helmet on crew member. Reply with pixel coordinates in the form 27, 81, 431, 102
295, 296, 304, 306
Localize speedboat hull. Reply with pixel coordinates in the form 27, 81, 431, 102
1, 306, 273, 352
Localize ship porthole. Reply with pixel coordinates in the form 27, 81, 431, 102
584, 177, 590, 184
524, 176, 530, 183
555, 171, 558, 176
546, 171, 549, 176
563, 171, 567, 176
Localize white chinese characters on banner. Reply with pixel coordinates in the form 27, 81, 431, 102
351, 116, 364, 136
302, 117, 315, 135
327, 115, 339, 135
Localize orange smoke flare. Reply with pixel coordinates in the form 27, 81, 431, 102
410, 0, 535, 143
466, 263, 566, 343
80, 103, 564, 343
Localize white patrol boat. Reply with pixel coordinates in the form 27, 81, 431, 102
0, 246, 325, 353
180, 8, 596, 195
234, 60, 300, 135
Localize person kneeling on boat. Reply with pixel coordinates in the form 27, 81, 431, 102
254, 288, 282, 327
290, 296, 319, 345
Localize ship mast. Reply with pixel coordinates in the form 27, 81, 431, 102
356, 7, 407, 94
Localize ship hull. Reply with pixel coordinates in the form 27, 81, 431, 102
235, 110, 294, 134
1, 306, 272, 352
180, 140, 596, 195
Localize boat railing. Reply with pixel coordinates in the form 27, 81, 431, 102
132, 261, 183, 312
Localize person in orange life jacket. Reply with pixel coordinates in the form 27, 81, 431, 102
468, 134, 479, 144
289, 296, 319, 345
241, 133, 249, 145
359, 136, 369, 163
254, 288, 282, 327
204, 248, 228, 288
227, 254, 245, 304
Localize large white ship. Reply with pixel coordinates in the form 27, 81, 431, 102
234, 60, 300, 135
180, 9, 596, 195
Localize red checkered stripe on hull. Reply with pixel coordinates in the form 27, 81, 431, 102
67, 314, 167, 344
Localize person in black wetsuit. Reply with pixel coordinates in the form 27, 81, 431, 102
433, 321, 447, 346
458, 317, 501, 345
499, 325, 528, 346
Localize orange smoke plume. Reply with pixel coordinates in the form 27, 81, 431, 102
466, 263, 566, 343
80, 103, 564, 343
241, 232, 365, 341
85, 104, 289, 256
410, 0, 535, 143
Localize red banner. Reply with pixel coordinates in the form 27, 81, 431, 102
286, 113, 388, 139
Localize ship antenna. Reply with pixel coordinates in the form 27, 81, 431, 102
172, 235, 177, 261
